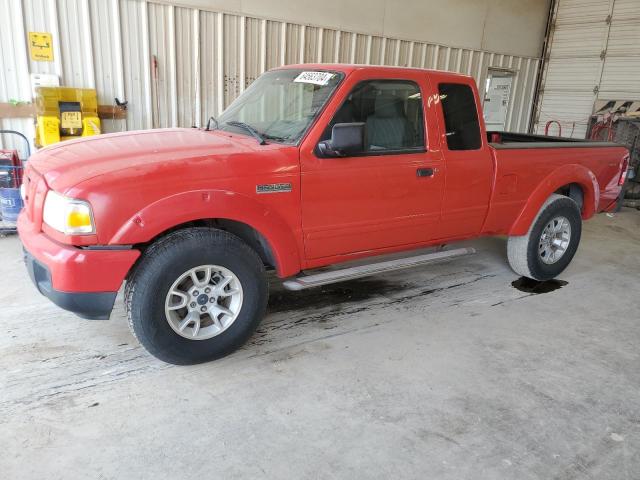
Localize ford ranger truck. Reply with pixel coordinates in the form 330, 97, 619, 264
18, 65, 629, 365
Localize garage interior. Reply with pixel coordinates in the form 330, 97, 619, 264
1, 0, 639, 478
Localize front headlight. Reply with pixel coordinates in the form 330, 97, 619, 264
42, 191, 95, 235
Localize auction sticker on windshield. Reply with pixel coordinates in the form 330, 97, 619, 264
293, 71, 335, 86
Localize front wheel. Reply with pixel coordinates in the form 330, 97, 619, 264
507, 194, 582, 281
126, 228, 268, 365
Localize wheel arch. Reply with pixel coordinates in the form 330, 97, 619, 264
509, 164, 598, 236
111, 189, 302, 277
134, 217, 276, 267
556, 182, 585, 211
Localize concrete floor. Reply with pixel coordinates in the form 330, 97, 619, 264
1, 210, 639, 479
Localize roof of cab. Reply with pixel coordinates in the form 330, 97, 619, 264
276, 63, 473, 80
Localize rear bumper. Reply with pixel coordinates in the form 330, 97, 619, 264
17, 211, 140, 319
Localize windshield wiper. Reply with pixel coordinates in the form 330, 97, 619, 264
205, 116, 218, 131
261, 133, 290, 143
225, 121, 266, 145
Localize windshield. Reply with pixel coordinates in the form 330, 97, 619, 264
218, 69, 344, 145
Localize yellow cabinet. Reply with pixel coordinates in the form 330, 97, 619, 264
35, 87, 101, 147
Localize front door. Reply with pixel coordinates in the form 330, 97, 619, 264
300, 76, 445, 260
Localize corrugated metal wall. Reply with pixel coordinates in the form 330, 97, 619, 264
1, 0, 541, 156
534, 0, 640, 138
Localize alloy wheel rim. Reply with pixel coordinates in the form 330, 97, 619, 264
538, 216, 571, 265
164, 265, 243, 340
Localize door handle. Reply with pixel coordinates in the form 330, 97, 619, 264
416, 167, 434, 177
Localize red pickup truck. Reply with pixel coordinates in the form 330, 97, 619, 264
18, 64, 629, 364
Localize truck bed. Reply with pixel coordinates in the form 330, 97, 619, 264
481, 131, 628, 236
488, 131, 620, 149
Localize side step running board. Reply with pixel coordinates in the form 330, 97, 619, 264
282, 247, 476, 291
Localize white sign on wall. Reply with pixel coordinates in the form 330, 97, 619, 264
483, 73, 513, 131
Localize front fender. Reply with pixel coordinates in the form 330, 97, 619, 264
110, 189, 301, 277
509, 164, 599, 236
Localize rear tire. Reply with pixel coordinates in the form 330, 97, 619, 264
507, 194, 582, 281
126, 227, 268, 365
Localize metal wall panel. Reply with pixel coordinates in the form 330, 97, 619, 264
57, 0, 95, 88
119, 0, 153, 130
548, 23, 608, 57
244, 17, 263, 87
607, 20, 640, 55
600, 10, 640, 100
89, 0, 125, 133
555, 0, 611, 24
0, 0, 33, 155
320, 29, 337, 63
175, 7, 198, 127
199, 10, 222, 127
148, 2, 175, 128
535, 0, 640, 138
0, 0, 541, 156
222, 13, 241, 106
599, 57, 640, 99
611, 0, 640, 17
21, 0, 62, 77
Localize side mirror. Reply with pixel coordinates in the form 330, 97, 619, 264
317, 122, 365, 157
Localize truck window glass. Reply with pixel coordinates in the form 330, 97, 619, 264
322, 80, 425, 153
438, 83, 482, 150
218, 69, 343, 145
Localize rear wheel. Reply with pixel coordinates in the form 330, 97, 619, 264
507, 194, 582, 281
126, 227, 268, 365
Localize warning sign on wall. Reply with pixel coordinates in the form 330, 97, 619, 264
28, 32, 54, 62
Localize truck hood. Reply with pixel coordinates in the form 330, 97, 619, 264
30, 128, 258, 192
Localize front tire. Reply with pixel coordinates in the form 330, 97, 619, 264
126, 228, 268, 365
507, 194, 582, 281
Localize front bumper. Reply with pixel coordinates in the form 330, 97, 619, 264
18, 211, 140, 320
24, 249, 117, 319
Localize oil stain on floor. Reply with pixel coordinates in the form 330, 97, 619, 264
511, 276, 568, 294
267, 278, 405, 314
253, 273, 495, 349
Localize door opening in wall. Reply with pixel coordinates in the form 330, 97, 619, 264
483, 70, 514, 131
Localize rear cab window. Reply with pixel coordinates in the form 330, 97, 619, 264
438, 83, 482, 150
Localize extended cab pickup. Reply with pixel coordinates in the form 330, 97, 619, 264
18, 64, 629, 364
